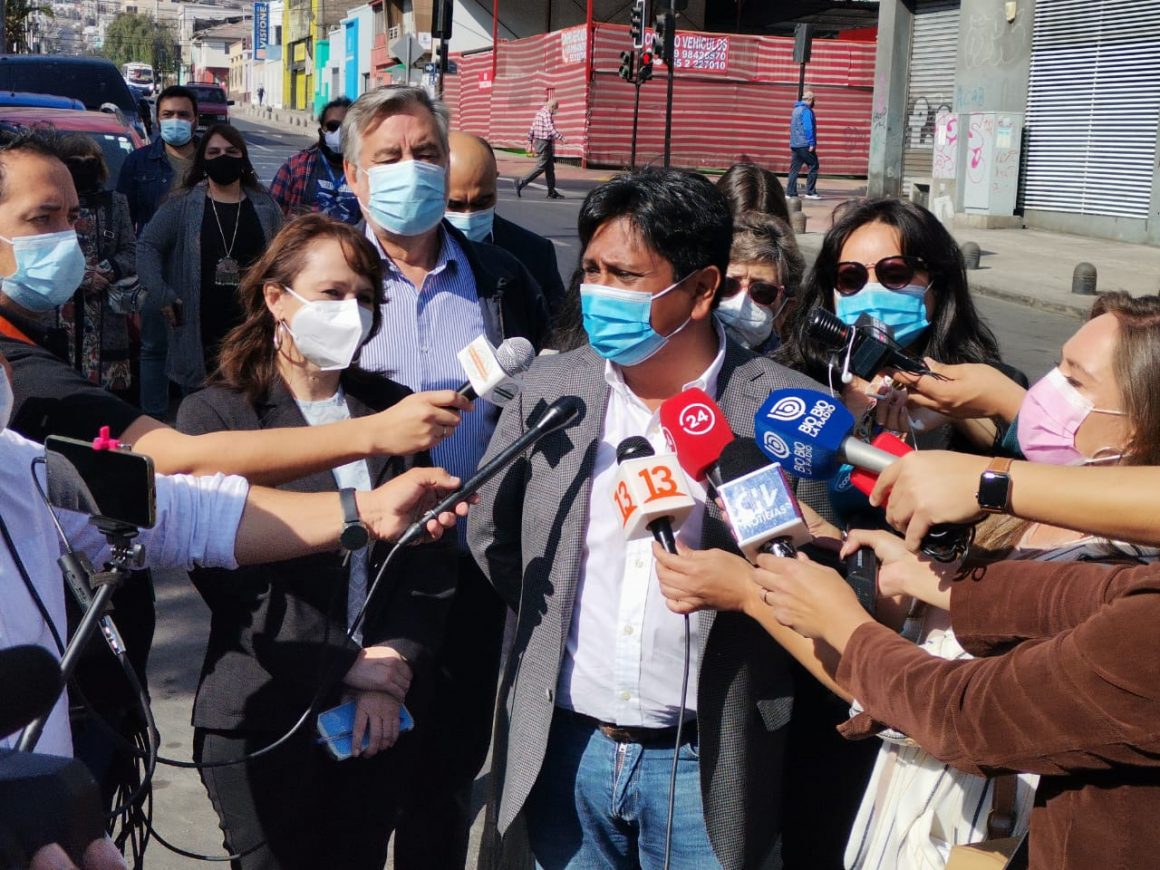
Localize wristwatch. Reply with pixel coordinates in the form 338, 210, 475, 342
339, 487, 370, 551
976, 457, 1014, 514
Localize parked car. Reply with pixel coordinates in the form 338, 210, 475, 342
0, 91, 85, 110
0, 55, 150, 140
185, 83, 233, 133
0, 106, 144, 189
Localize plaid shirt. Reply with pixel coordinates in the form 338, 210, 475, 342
528, 107, 564, 143
268, 146, 318, 214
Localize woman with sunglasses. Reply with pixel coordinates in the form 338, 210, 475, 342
715, 211, 804, 353
777, 197, 1019, 452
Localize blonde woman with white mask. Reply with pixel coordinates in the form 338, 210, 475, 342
174, 214, 472, 870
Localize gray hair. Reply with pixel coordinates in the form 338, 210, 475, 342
730, 211, 806, 292
342, 86, 451, 169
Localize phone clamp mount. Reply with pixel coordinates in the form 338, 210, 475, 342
18, 517, 145, 753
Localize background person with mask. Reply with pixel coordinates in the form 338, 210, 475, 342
117, 84, 199, 419
270, 97, 361, 225
340, 85, 548, 870
177, 215, 461, 870
138, 123, 282, 394
446, 131, 565, 316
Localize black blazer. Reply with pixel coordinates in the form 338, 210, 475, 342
490, 214, 566, 318
176, 371, 458, 733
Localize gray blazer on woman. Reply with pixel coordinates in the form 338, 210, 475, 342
468, 341, 833, 870
136, 180, 282, 389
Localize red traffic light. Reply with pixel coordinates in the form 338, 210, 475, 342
641, 51, 653, 65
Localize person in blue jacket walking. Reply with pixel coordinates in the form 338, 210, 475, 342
786, 91, 820, 199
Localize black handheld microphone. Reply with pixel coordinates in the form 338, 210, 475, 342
614, 436, 691, 554
395, 396, 582, 547
0, 646, 62, 738
807, 307, 946, 381
715, 437, 811, 559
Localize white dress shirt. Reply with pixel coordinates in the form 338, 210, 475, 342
0, 429, 248, 757
557, 329, 726, 727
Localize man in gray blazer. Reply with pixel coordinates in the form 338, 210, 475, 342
469, 168, 830, 869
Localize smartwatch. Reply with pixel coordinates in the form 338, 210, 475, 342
339, 487, 370, 551
976, 457, 1013, 514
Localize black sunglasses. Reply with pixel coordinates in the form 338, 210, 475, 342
835, 255, 927, 296
722, 276, 787, 307
322, 120, 342, 133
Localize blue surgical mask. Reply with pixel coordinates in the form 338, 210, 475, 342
834, 283, 930, 346
159, 118, 193, 147
0, 229, 86, 312
580, 279, 691, 366
444, 207, 494, 243
361, 160, 446, 236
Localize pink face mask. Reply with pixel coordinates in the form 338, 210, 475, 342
1017, 367, 1125, 465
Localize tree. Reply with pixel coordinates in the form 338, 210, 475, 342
99, 13, 181, 80
5, 0, 53, 53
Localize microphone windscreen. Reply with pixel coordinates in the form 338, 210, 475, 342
718, 437, 770, 484
616, 435, 653, 464
495, 337, 536, 376
659, 387, 734, 482
0, 645, 62, 737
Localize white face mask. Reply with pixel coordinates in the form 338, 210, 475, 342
281, 286, 373, 371
323, 128, 343, 153
0, 366, 12, 431
714, 290, 779, 348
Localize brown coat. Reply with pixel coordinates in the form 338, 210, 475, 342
837, 559, 1160, 870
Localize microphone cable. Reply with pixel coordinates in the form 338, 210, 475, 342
663, 615, 692, 870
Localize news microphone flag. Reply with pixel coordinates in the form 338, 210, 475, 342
456, 336, 535, 405
658, 387, 735, 487
612, 436, 695, 543
716, 438, 810, 559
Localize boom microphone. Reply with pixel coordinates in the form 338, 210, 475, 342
395, 395, 582, 547
457, 336, 536, 405
715, 438, 810, 559
613, 436, 695, 553
658, 388, 735, 490
0, 646, 62, 739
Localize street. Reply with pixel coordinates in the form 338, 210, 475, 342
138, 118, 1081, 869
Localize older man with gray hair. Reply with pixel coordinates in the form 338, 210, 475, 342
515, 98, 566, 199
341, 85, 549, 869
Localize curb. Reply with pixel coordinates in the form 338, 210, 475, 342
794, 232, 1089, 321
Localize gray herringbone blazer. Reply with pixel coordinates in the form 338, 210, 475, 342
468, 340, 831, 870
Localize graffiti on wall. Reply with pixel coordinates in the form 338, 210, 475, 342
932, 110, 958, 179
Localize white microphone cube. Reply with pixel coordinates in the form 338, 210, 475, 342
457, 335, 522, 406
612, 455, 696, 540
717, 463, 812, 559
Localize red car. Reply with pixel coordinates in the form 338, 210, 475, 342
0, 106, 144, 188
185, 83, 234, 133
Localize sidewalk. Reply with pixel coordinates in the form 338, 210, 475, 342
241, 104, 1160, 318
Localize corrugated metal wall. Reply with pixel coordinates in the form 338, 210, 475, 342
902, 0, 960, 197
445, 24, 875, 174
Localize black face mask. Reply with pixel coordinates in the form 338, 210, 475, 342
68, 160, 102, 192
204, 154, 245, 185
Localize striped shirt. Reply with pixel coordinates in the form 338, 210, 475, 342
528, 106, 564, 143
359, 225, 495, 547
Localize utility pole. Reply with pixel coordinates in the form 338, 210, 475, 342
654, 8, 676, 167
625, 0, 651, 170
433, 0, 451, 96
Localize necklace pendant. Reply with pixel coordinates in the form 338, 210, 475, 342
215, 256, 240, 287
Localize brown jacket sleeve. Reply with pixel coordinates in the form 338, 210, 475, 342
836, 561, 1160, 777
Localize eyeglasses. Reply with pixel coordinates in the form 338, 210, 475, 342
835, 256, 927, 296
322, 120, 342, 133
722, 276, 787, 306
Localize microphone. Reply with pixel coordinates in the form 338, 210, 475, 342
715, 438, 810, 559
394, 396, 582, 547
807, 307, 945, 381
658, 387, 735, 490
612, 436, 695, 553
0, 646, 62, 738
456, 336, 536, 405
754, 387, 973, 561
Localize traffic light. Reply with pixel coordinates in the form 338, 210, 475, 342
630, 0, 646, 50
653, 11, 675, 65
619, 49, 636, 82
638, 49, 654, 83
436, 40, 450, 72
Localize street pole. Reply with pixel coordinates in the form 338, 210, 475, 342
662, 11, 675, 168
797, 62, 806, 101
630, 76, 641, 170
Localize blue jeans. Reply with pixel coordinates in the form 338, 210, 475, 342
786, 146, 819, 196
138, 307, 170, 418
526, 711, 720, 870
